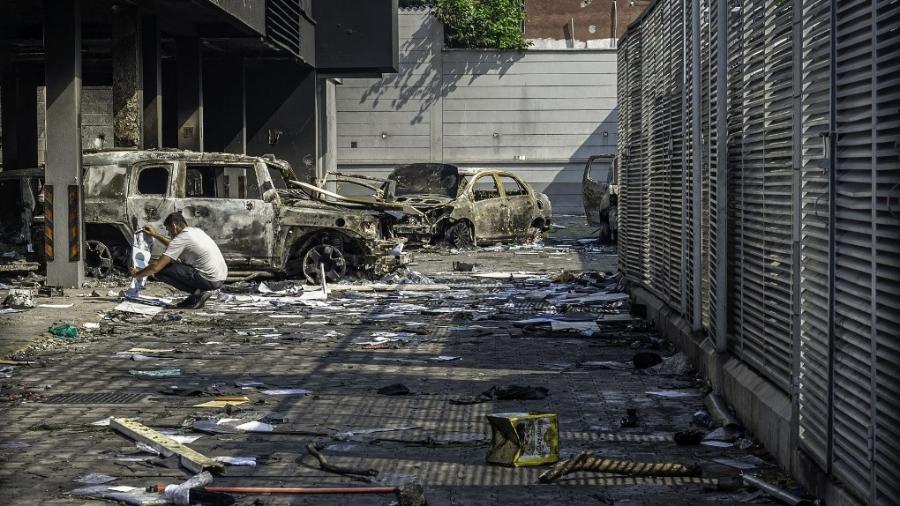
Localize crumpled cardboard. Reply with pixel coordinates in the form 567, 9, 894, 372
486, 412, 559, 467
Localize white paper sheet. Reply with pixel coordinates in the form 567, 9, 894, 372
125, 231, 153, 298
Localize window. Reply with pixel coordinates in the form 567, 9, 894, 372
473, 176, 500, 201
497, 176, 527, 197
84, 165, 127, 198
136, 166, 169, 195
184, 164, 260, 199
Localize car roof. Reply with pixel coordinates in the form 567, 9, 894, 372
82, 149, 266, 167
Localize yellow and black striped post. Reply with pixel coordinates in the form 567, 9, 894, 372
68, 185, 80, 261
43, 185, 54, 262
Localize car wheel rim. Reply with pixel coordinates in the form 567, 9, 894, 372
450, 223, 473, 249
85, 240, 113, 278
302, 244, 348, 283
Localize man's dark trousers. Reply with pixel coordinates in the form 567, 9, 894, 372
153, 262, 223, 293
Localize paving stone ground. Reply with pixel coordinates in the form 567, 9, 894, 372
0, 221, 799, 505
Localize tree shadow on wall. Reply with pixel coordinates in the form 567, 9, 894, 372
358, 17, 524, 125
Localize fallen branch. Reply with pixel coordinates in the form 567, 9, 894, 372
305, 442, 378, 478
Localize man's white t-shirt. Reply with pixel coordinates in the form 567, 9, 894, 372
163, 227, 228, 282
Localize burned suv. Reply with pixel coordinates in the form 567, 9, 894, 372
81, 150, 406, 282
381, 163, 552, 248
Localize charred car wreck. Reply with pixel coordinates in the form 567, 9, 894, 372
582, 155, 618, 245
46, 150, 408, 283
376, 163, 552, 248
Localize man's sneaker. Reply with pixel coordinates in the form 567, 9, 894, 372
190, 290, 213, 309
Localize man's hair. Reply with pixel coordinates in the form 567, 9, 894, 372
163, 212, 188, 228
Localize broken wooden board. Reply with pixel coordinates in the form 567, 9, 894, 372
110, 418, 224, 474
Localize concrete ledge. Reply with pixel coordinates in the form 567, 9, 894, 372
629, 285, 862, 506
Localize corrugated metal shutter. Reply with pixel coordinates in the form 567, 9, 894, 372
618, 24, 647, 286
682, 0, 697, 321
700, 0, 715, 334
797, 0, 833, 471
833, 0, 900, 502
872, 4, 900, 503
724, 0, 795, 391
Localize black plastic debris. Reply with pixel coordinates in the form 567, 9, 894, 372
674, 430, 705, 445
377, 383, 412, 396
633, 351, 663, 369
620, 408, 639, 428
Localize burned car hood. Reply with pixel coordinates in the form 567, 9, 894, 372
391, 195, 455, 208
387, 163, 461, 200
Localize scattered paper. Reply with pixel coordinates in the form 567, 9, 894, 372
701, 440, 734, 448
235, 421, 275, 432
713, 455, 767, 470
0, 440, 31, 449
427, 355, 461, 362
333, 426, 419, 441
193, 396, 250, 408
76, 473, 117, 485
550, 320, 600, 333
114, 301, 163, 316
38, 303, 74, 308
127, 348, 174, 354
0, 308, 23, 314
259, 388, 312, 396
83, 322, 101, 329
113, 352, 154, 361
214, 456, 257, 466
128, 368, 181, 378
646, 390, 698, 398
90, 417, 115, 427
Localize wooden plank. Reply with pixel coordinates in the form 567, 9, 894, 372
110, 418, 224, 474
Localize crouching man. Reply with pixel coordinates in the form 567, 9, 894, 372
130, 211, 228, 309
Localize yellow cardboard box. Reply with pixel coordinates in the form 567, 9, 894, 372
486, 412, 559, 467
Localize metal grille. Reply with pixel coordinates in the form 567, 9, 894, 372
725, 0, 796, 391
43, 392, 149, 404
266, 0, 302, 58
872, 4, 900, 503
617, 0, 897, 502
798, 0, 833, 472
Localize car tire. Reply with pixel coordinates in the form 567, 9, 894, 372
529, 227, 547, 243
446, 221, 474, 249
300, 240, 348, 284
85, 239, 114, 278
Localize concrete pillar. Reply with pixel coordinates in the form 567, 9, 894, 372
44, 0, 84, 288
142, 15, 161, 148
112, 6, 142, 148
176, 37, 202, 151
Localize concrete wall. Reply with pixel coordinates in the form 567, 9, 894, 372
334, 9, 618, 215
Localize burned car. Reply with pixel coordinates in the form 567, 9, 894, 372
78, 150, 407, 282
0, 167, 44, 261
382, 163, 552, 248
582, 155, 617, 245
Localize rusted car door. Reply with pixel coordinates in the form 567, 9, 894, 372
176, 161, 276, 268
126, 162, 177, 257
470, 174, 508, 241
496, 174, 533, 239
582, 155, 611, 226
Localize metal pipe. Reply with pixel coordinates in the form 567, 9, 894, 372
690, 0, 702, 331
202, 486, 399, 495
704, 393, 739, 428
742, 475, 816, 506
714, 0, 729, 351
